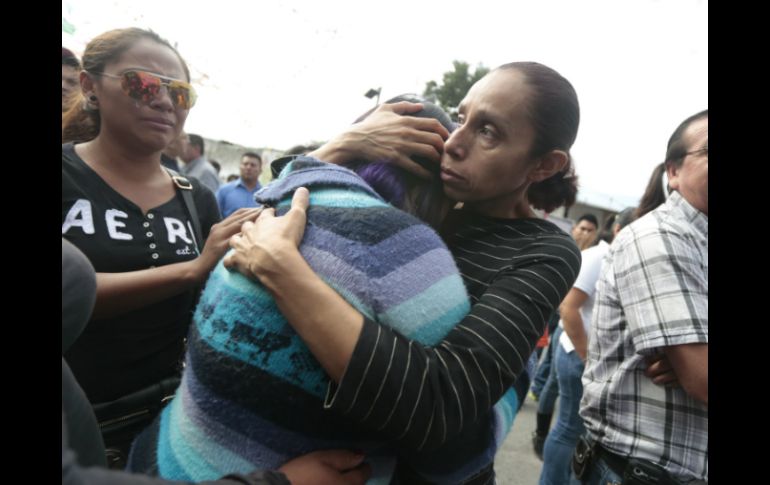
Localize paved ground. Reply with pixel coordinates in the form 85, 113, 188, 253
494, 396, 546, 484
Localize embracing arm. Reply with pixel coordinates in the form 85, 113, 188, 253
326, 243, 579, 451
226, 196, 581, 450
236, 243, 364, 382
225, 189, 362, 381
91, 207, 262, 320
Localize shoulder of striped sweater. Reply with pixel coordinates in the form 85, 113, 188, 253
277, 156, 333, 177
519, 223, 580, 251
524, 217, 565, 232
491, 218, 565, 240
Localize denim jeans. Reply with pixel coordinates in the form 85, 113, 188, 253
531, 341, 553, 396
539, 344, 586, 485
530, 312, 561, 396
536, 326, 563, 415
576, 455, 623, 485
514, 352, 539, 410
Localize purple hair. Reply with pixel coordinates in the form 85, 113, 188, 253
351, 162, 408, 208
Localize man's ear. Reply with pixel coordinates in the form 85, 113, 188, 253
666, 161, 680, 192
528, 150, 568, 183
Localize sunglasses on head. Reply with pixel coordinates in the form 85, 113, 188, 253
91, 70, 197, 109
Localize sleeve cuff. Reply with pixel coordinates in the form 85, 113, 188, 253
635, 327, 708, 355
324, 317, 383, 413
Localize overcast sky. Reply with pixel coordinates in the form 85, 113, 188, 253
62, 0, 707, 203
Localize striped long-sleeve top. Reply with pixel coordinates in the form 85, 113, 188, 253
127, 159, 472, 484
325, 208, 581, 472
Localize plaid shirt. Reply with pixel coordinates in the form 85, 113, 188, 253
579, 190, 708, 481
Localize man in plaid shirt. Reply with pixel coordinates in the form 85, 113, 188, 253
577, 110, 708, 484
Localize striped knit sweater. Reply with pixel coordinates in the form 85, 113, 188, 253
327, 210, 582, 483
127, 158, 472, 484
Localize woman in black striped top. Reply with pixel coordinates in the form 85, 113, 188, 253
226, 62, 582, 483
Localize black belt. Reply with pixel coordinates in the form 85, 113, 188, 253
592, 443, 633, 478
592, 444, 706, 485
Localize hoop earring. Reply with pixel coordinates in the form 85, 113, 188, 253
83, 94, 99, 112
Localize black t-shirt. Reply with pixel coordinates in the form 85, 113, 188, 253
61, 143, 220, 403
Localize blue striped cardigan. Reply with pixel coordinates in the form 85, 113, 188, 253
128, 158, 475, 483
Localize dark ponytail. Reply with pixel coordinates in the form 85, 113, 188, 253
62, 92, 99, 143
634, 162, 667, 219
528, 158, 578, 213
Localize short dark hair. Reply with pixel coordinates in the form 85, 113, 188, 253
187, 134, 205, 155
209, 159, 221, 173
496, 62, 580, 213
577, 213, 598, 228
665, 110, 708, 169
614, 207, 636, 231
285, 143, 322, 156
598, 207, 635, 243
242, 151, 262, 162
62, 47, 81, 69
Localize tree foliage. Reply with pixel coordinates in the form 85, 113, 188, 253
423, 61, 490, 119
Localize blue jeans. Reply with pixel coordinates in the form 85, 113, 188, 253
576, 455, 623, 485
531, 313, 561, 396
536, 326, 563, 414
514, 352, 539, 410
539, 345, 586, 485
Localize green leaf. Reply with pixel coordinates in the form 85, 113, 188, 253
62, 17, 75, 35
422, 60, 489, 114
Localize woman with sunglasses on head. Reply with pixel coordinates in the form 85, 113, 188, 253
60, 28, 268, 466
226, 62, 583, 483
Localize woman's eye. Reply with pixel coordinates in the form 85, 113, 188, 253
480, 125, 495, 137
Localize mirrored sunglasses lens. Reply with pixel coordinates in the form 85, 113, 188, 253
123, 71, 161, 103
169, 81, 195, 109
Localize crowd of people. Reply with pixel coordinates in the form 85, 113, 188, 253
62, 27, 707, 485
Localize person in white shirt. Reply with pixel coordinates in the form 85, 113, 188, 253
538, 208, 635, 485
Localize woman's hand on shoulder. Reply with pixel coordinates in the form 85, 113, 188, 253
193, 207, 263, 281
224, 187, 310, 281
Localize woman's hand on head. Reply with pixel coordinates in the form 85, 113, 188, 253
310, 101, 450, 179
224, 187, 310, 281
194, 207, 263, 281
